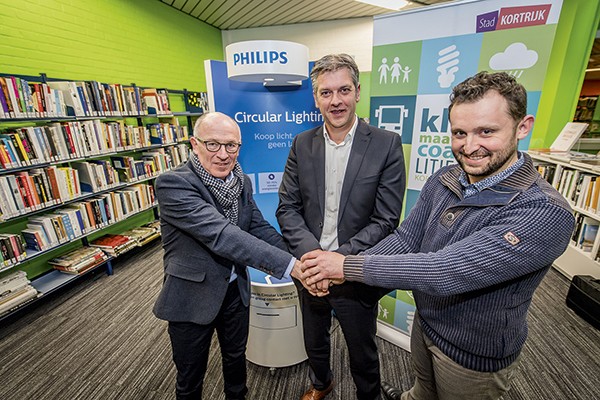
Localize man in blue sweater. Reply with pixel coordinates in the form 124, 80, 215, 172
298, 71, 575, 400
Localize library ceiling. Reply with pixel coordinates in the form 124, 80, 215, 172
159, 0, 600, 81
159, 0, 455, 30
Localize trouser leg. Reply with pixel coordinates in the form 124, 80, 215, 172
428, 339, 519, 400
215, 281, 249, 400
401, 313, 437, 400
402, 313, 520, 400
299, 287, 334, 390
168, 321, 214, 400
332, 291, 381, 400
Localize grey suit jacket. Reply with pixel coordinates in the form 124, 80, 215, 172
277, 120, 406, 300
153, 161, 291, 325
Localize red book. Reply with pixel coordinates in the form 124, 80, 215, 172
46, 166, 63, 203
15, 174, 32, 209
84, 201, 97, 230
18, 173, 41, 208
30, 83, 44, 117
61, 123, 76, 156
91, 234, 130, 248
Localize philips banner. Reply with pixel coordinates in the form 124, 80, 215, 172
205, 59, 321, 229
370, 0, 563, 348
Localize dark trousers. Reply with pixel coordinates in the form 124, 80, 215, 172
168, 281, 249, 400
299, 282, 381, 400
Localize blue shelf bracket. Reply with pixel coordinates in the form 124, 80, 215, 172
105, 259, 114, 275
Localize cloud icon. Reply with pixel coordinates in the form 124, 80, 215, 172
489, 43, 538, 70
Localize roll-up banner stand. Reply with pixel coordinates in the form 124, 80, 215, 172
370, 0, 563, 349
205, 41, 320, 366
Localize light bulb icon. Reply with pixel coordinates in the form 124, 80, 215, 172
437, 44, 460, 88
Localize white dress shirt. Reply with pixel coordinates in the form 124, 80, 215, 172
319, 116, 358, 251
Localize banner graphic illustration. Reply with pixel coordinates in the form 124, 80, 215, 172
370, 0, 563, 348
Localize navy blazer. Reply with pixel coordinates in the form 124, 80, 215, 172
153, 161, 291, 325
277, 120, 406, 302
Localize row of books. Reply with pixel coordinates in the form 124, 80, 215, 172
164, 144, 190, 170
0, 119, 188, 170
0, 233, 26, 267
89, 234, 137, 257
147, 122, 188, 147
0, 270, 37, 316
0, 75, 174, 119
572, 215, 600, 260
19, 183, 156, 256
536, 162, 600, 215
48, 246, 109, 275
112, 146, 188, 183
0, 146, 186, 221
0, 166, 81, 220
574, 96, 598, 123
121, 221, 160, 246
47, 221, 160, 274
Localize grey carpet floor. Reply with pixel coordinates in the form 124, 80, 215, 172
0, 241, 599, 399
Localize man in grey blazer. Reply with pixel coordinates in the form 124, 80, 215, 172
153, 112, 301, 400
277, 54, 406, 400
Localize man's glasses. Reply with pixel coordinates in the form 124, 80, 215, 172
195, 138, 241, 154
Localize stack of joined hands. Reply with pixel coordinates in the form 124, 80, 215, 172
291, 249, 346, 297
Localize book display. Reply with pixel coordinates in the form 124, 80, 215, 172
0, 72, 206, 320
0, 270, 37, 316
90, 233, 137, 257
530, 150, 600, 279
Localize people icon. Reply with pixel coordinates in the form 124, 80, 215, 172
402, 65, 412, 83
379, 56, 412, 85
378, 57, 390, 84
391, 57, 402, 83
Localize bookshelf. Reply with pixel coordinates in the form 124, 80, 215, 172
530, 151, 600, 279
0, 72, 206, 321
574, 96, 600, 137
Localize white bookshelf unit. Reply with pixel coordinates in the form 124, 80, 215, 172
530, 151, 600, 279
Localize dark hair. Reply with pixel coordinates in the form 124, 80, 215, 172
310, 53, 359, 92
449, 71, 527, 122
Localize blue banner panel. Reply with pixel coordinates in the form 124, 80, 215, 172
207, 60, 322, 228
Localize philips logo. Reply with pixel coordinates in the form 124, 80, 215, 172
233, 51, 288, 66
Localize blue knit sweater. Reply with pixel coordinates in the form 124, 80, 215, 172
344, 154, 574, 372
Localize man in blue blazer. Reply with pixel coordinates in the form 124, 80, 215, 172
277, 54, 406, 400
153, 112, 300, 400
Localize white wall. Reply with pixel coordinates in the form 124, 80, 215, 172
221, 18, 374, 72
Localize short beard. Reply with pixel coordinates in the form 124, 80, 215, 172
454, 138, 518, 179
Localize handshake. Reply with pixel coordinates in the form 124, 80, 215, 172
290, 249, 346, 297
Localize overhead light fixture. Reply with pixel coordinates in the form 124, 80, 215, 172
586, 68, 600, 72
356, 0, 409, 10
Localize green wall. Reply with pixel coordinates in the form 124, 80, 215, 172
531, 0, 600, 149
358, 71, 371, 119
0, 0, 223, 279
0, 0, 223, 90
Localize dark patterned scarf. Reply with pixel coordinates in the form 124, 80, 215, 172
191, 154, 244, 225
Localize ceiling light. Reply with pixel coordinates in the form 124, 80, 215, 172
356, 0, 409, 10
